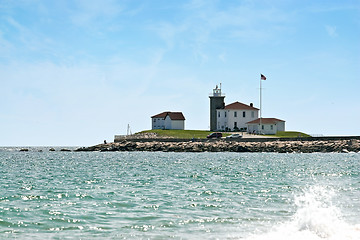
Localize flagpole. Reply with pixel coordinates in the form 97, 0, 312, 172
259, 75, 262, 134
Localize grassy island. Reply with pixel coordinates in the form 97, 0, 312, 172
137, 130, 310, 139
138, 129, 226, 139
268, 131, 311, 138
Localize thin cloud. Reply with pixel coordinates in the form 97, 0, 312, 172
218, 52, 226, 62
70, 0, 123, 27
152, 1, 292, 49
0, 29, 13, 58
325, 25, 338, 37
308, 2, 360, 13
149, 22, 188, 49
3, 17, 57, 59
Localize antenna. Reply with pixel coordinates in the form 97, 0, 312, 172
127, 124, 132, 136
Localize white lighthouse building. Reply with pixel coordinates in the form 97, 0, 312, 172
216, 101, 259, 131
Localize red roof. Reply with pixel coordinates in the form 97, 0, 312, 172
246, 118, 285, 124
224, 101, 259, 110
151, 112, 168, 118
151, 112, 185, 120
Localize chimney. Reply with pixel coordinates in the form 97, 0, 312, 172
250, 103, 253, 107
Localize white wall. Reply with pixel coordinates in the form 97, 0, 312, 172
247, 123, 275, 134
277, 121, 285, 132
152, 118, 165, 129
171, 120, 185, 130
217, 109, 258, 131
164, 116, 185, 130
247, 124, 259, 133
247, 121, 285, 134
164, 116, 172, 129
217, 110, 228, 130
263, 124, 277, 135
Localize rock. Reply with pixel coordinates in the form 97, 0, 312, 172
348, 139, 359, 146
20, 148, 29, 152
235, 145, 249, 152
60, 148, 71, 152
49, 148, 56, 151
75, 138, 360, 153
347, 139, 360, 152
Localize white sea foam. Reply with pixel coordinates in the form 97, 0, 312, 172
247, 186, 360, 240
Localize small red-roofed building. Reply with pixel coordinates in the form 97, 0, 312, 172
216, 101, 259, 131
209, 84, 285, 134
246, 118, 285, 135
151, 112, 185, 130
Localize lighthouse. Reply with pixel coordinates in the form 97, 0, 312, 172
209, 84, 225, 131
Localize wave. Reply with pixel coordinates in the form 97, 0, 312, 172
246, 186, 360, 240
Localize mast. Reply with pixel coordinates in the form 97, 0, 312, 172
259, 76, 262, 134
259, 74, 266, 134
127, 124, 132, 136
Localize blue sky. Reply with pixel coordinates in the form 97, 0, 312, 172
1, 0, 359, 146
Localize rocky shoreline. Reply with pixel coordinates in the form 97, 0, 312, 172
76, 139, 360, 153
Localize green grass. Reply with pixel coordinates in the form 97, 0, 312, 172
138, 129, 231, 139
271, 131, 311, 138
138, 130, 310, 139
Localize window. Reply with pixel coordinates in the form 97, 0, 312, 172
154, 119, 156, 123
234, 111, 237, 117
234, 122, 237, 128
251, 111, 254, 118
218, 112, 220, 117
262, 125, 264, 130
243, 111, 246, 117
225, 112, 227, 117
271, 125, 273, 130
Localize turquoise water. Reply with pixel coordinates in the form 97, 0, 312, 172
1, 148, 359, 239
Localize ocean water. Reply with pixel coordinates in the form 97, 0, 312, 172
0, 148, 359, 239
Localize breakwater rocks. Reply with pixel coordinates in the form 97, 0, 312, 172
76, 139, 360, 153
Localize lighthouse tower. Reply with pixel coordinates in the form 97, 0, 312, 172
209, 84, 225, 131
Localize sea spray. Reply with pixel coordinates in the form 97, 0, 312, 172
247, 186, 360, 240
293, 186, 340, 238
